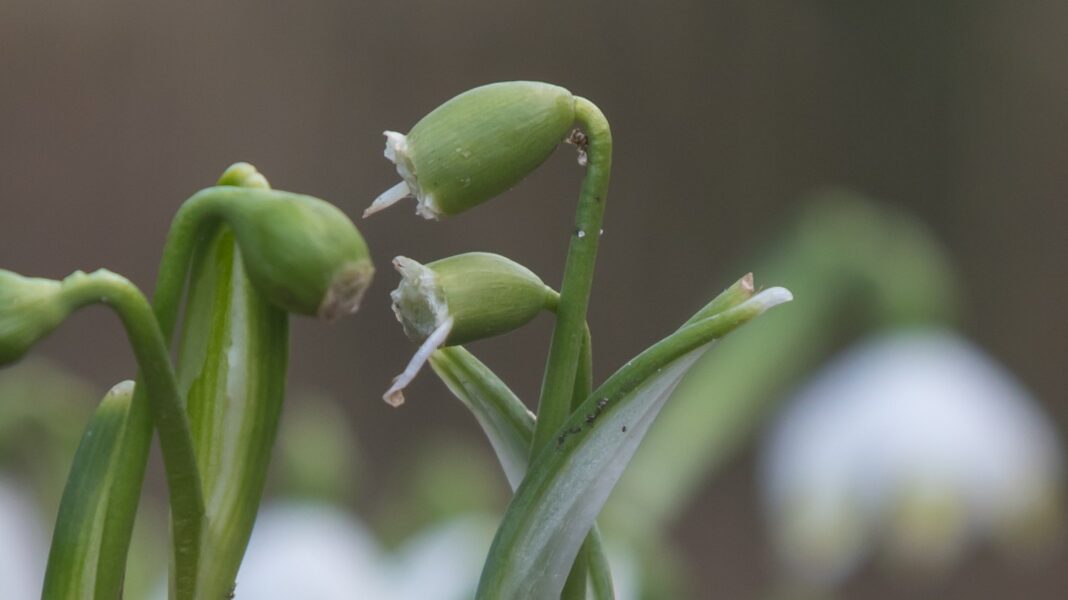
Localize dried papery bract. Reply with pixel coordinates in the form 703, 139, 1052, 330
366, 82, 576, 219
385, 253, 556, 406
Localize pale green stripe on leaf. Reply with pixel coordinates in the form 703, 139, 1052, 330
176, 227, 288, 599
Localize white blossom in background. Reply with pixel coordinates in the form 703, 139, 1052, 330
228, 501, 640, 599
0, 477, 47, 599
233, 503, 494, 600
761, 329, 1065, 587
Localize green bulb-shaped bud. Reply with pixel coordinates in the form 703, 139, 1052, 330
385, 252, 556, 406
0, 270, 69, 365
392, 252, 555, 346
366, 81, 576, 220
182, 187, 374, 320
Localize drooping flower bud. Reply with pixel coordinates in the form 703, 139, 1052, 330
0, 270, 69, 365
182, 187, 375, 320
384, 252, 556, 406
366, 81, 577, 219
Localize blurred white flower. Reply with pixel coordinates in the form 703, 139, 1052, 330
761, 329, 1064, 587
234, 502, 495, 600
0, 477, 47, 599
230, 501, 642, 599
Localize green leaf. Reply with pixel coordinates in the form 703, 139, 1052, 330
42, 380, 152, 600
428, 346, 533, 489
428, 346, 615, 600
475, 287, 792, 599
176, 225, 288, 599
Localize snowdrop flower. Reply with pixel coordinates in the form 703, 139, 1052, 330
234, 502, 495, 600
762, 329, 1064, 587
230, 500, 642, 600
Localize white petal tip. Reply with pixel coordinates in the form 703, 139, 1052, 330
364, 180, 411, 218
383, 387, 405, 407
381, 317, 454, 408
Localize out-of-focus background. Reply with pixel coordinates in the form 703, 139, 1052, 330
1, 1, 1066, 598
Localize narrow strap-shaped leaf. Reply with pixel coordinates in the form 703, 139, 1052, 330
476, 288, 791, 599
176, 226, 288, 598
42, 380, 148, 600
428, 346, 614, 599
429, 346, 533, 489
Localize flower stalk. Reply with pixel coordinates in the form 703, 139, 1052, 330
0, 268, 206, 597
530, 97, 612, 459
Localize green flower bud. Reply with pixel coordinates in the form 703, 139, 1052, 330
0, 270, 69, 365
385, 252, 555, 406
392, 252, 555, 346
366, 81, 576, 219
182, 187, 375, 320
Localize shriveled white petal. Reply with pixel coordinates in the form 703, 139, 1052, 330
374, 131, 445, 220
383, 131, 408, 162
384, 317, 454, 407
364, 181, 411, 218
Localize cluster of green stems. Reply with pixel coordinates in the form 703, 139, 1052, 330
1, 80, 792, 599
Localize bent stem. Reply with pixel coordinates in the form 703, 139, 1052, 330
531, 98, 611, 599
58, 270, 205, 598
531, 96, 612, 460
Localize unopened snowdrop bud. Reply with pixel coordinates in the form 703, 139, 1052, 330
366, 81, 576, 219
385, 252, 555, 406
183, 187, 375, 320
0, 271, 68, 365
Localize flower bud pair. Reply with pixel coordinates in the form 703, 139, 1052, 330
385, 252, 555, 406
366, 81, 577, 219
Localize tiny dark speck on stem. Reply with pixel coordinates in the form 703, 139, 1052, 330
622, 425, 627, 432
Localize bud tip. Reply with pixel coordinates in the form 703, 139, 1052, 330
741, 272, 755, 294
382, 317, 453, 407
318, 261, 375, 321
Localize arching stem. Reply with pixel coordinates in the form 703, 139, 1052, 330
531, 96, 612, 457
59, 270, 205, 598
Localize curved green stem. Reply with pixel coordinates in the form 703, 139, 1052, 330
58, 270, 204, 598
539, 113, 614, 593
531, 96, 612, 457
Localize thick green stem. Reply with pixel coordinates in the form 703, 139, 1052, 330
531, 96, 612, 457
59, 270, 205, 598
533, 98, 612, 599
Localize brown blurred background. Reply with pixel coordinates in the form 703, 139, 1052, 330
1, 1, 1066, 598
